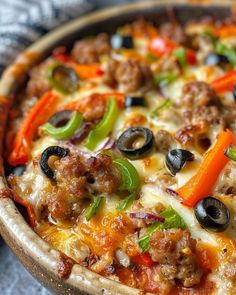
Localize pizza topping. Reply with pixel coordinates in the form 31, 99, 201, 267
26, 58, 54, 97
85, 196, 102, 221
165, 149, 194, 176
149, 229, 202, 287
104, 59, 153, 92
150, 99, 172, 118
113, 159, 140, 192
148, 36, 196, 65
47, 63, 79, 93
225, 145, 236, 161
129, 212, 165, 223
179, 129, 236, 207
124, 96, 146, 108
116, 127, 154, 160
42, 111, 83, 140
40, 146, 69, 180
110, 34, 133, 49
154, 72, 177, 87
215, 41, 236, 66
160, 22, 187, 45
138, 207, 187, 252
85, 98, 120, 150
204, 53, 230, 66
8, 91, 60, 166
194, 197, 230, 232
10, 165, 26, 176
181, 81, 217, 107
155, 129, 175, 153
211, 70, 236, 94
118, 192, 136, 211
71, 33, 110, 64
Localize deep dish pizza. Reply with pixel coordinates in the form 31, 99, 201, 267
4, 14, 236, 295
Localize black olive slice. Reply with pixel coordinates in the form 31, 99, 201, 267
194, 197, 230, 232
48, 110, 72, 127
165, 149, 194, 175
116, 127, 154, 159
233, 84, 236, 101
48, 64, 79, 93
40, 146, 69, 180
124, 96, 146, 108
204, 53, 229, 66
12, 165, 27, 176
110, 34, 133, 49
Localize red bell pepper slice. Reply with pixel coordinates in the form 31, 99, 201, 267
132, 252, 154, 267
148, 36, 196, 65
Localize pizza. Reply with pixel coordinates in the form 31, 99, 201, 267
4, 14, 236, 295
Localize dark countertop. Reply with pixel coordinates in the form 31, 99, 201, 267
0, 1, 140, 294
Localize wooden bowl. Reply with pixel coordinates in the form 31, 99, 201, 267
0, 1, 233, 294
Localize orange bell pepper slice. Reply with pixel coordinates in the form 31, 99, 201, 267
148, 36, 196, 65
178, 129, 236, 207
214, 25, 236, 38
8, 91, 60, 166
70, 63, 104, 79
53, 47, 104, 79
211, 70, 236, 94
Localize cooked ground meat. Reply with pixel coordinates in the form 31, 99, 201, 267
175, 124, 203, 145
155, 129, 176, 153
160, 22, 187, 44
78, 94, 106, 122
214, 161, 236, 195
104, 59, 153, 93
223, 106, 236, 133
181, 81, 217, 107
176, 105, 225, 146
183, 105, 224, 126
47, 187, 83, 222
47, 152, 121, 222
84, 153, 122, 194
55, 152, 121, 196
26, 58, 54, 97
149, 229, 202, 287
71, 33, 110, 64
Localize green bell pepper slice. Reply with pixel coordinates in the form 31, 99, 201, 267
42, 111, 83, 140
154, 72, 177, 87
113, 158, 140, 192
85, 196, 102, 221
118, 192, 136, 211
85, 98, 120, 150
173, 47, 187, 67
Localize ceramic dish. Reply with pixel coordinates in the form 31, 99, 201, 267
0, 1, 235, 294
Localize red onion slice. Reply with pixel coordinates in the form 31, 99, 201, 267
129, 212, 165, 223
70, 122, 92, 145
95, 137, 115, 153
166, 188, 179, 197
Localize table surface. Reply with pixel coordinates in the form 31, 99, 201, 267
0, 2, 141, 295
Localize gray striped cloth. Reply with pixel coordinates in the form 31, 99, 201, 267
0, 0, 93, 74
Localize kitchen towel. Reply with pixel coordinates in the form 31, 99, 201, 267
0, 0, 93, 74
